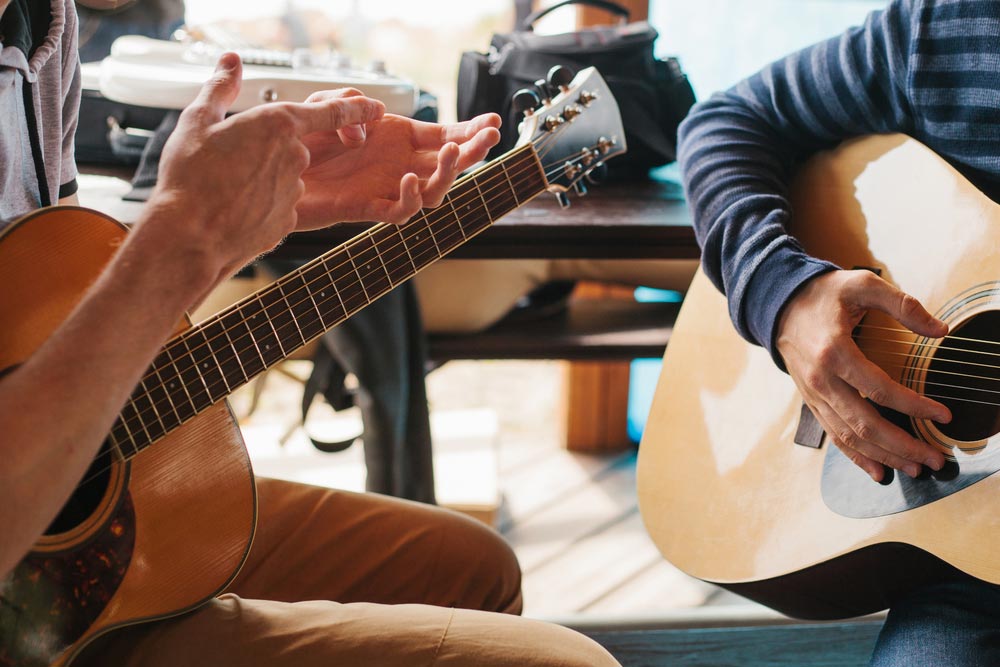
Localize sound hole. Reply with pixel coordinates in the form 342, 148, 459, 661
926, 310, 1000, 443
45, 440, 114, 535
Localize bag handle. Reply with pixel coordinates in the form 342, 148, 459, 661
521, 0, 630, 32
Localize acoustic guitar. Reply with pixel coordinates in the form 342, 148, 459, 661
638, 134, 1000, 620
0, 67, 625, 667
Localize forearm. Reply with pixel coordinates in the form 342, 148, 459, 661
678, 0, 919, 362
0, 207, 217, 579
678, 96, 839, 364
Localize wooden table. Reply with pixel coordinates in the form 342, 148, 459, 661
275, 177, 698, 261
77, 167, 697, 260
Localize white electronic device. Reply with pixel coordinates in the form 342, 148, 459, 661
96, 35, 419, 116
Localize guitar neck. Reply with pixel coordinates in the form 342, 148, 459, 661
106, 143, 546, 456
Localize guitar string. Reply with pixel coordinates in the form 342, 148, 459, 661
127, 134, 578, 392
864, 363, 1000, 397
126, 144, 562, 406
123, 136, 590, 404
864, 349, 1000, 385
83, 159, 544, 484
853, 334, 1000, 363
115, 157, 543, 442
855, 323, 1000, 348
95, 148, 588, 481
128, 151, 544, 396
90, 142, 595, 479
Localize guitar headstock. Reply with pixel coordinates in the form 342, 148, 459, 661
514, 66, 626, 206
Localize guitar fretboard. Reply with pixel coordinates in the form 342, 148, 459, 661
109, 144, 546, 456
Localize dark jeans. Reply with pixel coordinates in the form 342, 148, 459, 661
871, 578, 1000, 666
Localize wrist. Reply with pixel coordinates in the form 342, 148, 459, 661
128, 196, 222, 305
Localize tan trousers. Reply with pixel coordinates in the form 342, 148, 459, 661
414, 258, 700, 333
76, 478, 620, 666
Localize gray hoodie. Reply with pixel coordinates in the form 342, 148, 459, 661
0, 0, 79, 222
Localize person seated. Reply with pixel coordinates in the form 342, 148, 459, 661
0, 1, 619, 664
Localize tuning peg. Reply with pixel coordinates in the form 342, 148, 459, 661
512, 89, 541, 117
547, 65, 575, 92
534, 78, 554, 104
586, 162, 608, 185
573, 181, 588, 197
555, 191, 571, 209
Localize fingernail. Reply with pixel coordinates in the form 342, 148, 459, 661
906, 465, 922, 478
216, 53, 238, 72
926, 458, 943, 471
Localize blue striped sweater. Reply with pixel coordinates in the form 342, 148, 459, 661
677, 0, 1000, 367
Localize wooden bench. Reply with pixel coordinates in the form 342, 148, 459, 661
427, 295, 679, 452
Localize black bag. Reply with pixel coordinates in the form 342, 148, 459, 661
457, 0, 696, 179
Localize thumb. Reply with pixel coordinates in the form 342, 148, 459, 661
184, 53, 243, 127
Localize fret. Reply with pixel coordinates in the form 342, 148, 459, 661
254, 290, 291, 362
445, 197, 468, 242
274, 282, 307, 348
220, 307, 267, 380
344, 234, 393, 300
307, 259, 348, 327
126, 385, 164, 446
162, 339, 212, 416
238, 296, 285, 370
400, 218, 441, 269
500, 160, 520, 206
180, 329, 228, 404
344, 240, 372, 304
393, 225, 418, 272
219, 319, 250, 383
149, 355, 184, 431
106, 431, 128, 461
419, 214, 444, 258
200, 318, 245, 391
370, 225, 414, 287
279, 272, 326, 342
140, 371, 181, 434
110, 413, 140, 458
136, 378, 168, 434
151, 348, 196, 423
471, 175, 498, 223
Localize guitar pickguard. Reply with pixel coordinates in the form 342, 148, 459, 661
0, 493, 135, 667
821, 437, 1000, 519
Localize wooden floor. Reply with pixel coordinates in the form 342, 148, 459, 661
234, 358, 761, 619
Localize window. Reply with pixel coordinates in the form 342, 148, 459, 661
650, 0, 889, 99
182, 1, 575, 122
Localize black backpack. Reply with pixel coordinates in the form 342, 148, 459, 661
457, 0, 696, 179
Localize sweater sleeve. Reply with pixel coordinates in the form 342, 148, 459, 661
59, 0, 80, 198
677, 0, 921, 369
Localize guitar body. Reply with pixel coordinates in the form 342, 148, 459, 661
0, 209, 256, 666
638, 134, 1000, 619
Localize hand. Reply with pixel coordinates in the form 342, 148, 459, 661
146, 54, 385, 281
294, 88, 501, 229
776, 269, 952, 482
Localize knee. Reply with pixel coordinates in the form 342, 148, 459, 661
442, 612, 622, 667
429, 509, 523, 614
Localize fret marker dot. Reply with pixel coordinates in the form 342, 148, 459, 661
320, 292, 325, 297
202, 362, 209, 368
